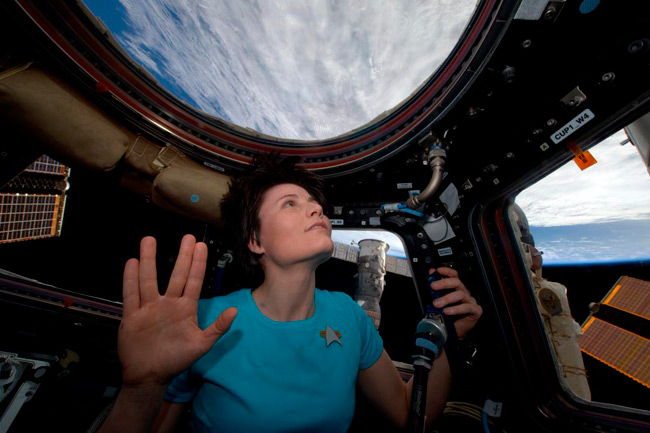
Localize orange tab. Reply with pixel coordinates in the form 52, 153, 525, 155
567, 142, 597, 170
573, 151, 597, 170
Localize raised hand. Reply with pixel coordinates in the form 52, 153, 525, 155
428, 267, 482, 339
118, 235, 237, 387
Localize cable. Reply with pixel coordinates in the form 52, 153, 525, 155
442, 402, 507, 433
482, 408, 491, 433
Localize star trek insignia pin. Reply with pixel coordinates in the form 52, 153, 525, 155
320, 326, 343, 346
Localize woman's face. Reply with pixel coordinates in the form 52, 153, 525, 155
248, 183, 333, 269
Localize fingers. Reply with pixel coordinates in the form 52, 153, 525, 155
167, 235, 198, 297
432, 266, 458, 279
122, 258, 140, 318
443, 301, 483, 318
139, 236, 160, 305
430, 276, 468, 295
428, 267, 482, 318
203, 307, 238, 342
183, 241, 208, 301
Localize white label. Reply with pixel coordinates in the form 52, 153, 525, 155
438, 247, 453, 256
483, 399, 503, 417
397, 183, 413, 189
551, 109, 595, 144
330, 219, 344, 226
203, 161, 225, 172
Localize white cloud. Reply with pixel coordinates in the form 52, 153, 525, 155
107, 0, 476, 140
516, 130, 650, 227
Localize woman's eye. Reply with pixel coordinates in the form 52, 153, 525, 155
283, 200, 295, 207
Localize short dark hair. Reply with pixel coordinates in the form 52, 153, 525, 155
220, 152, 327, 286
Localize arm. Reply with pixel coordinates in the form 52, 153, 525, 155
98, 235, 237, 433
358, 266, 481, 431
358, 349, 451, 430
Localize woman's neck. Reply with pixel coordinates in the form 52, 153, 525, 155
252, 264, 317, 321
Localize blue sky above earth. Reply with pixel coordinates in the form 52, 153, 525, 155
516, 130, 650, 265
83, 0, 476, 140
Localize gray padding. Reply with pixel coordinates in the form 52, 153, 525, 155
514, 0, 549, 20
152, 161, 230, 225
0, 67, 129, 171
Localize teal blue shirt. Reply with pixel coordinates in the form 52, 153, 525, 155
164, 288, 383, 432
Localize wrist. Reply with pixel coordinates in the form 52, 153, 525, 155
119, 381, 168, 401
121, 367, 172, 389
99, 383, 166, 433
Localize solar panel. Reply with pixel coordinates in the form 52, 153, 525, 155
0, 193, 66, 244
602, 276, 650, 320
581, 317, 650, 389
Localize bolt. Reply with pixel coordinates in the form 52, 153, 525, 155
522, 39, 532, 49
546, 118, 557, 127
628, 39, 647, 54
532, 128, 543, 136
544, 6, 557, 20
421, 243, 428, 250
501, 66, 516, 84
601, 72, 615, 82
568, 96, 584, 107
506, 152, 514, 159
416, 232, 424, 239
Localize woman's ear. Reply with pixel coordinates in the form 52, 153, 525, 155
248, 236, 264, 255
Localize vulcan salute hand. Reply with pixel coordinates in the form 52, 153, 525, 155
428, 267, 482, 339
119, 235, 237, 387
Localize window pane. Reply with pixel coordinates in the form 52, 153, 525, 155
514, 130, 650, 410
83, 0, 477, 140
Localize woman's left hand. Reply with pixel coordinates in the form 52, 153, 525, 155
428, 267, 482, 339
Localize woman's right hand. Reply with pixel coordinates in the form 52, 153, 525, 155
118, 235, 237, 388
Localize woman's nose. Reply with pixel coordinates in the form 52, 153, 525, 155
308, 201, 323, 216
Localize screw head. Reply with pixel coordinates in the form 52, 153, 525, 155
544, 6, 557, 20
568, 96, 584, 107
628, 39, 647, 54
601, 72, 615, 82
